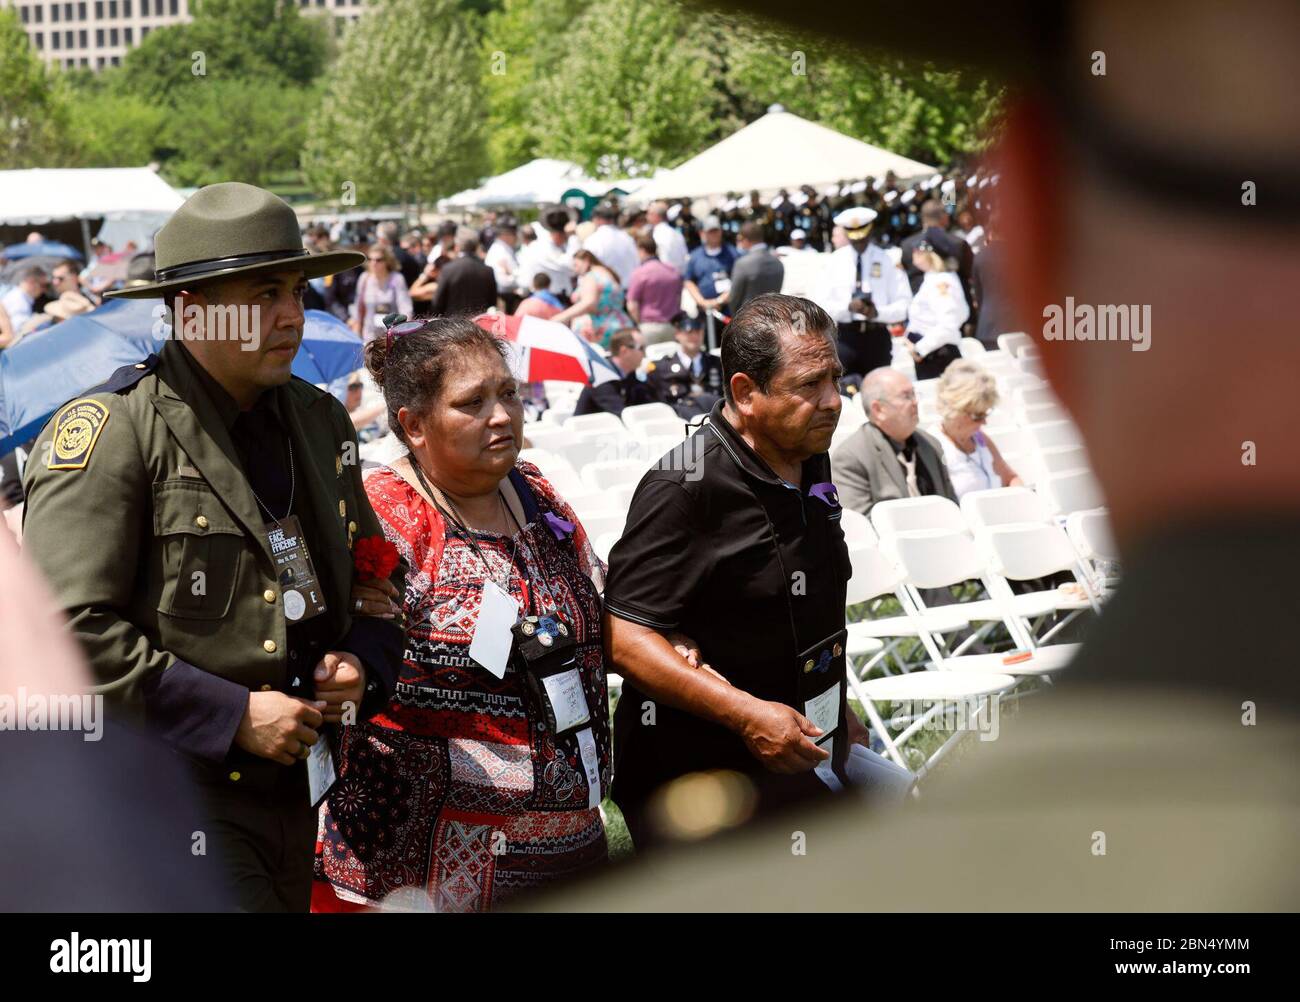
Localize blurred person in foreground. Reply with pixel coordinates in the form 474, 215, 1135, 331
514, 272, 565, 320
314, 316, 612, 911
530, 0, 1300, 911
0, 527, 225, 910
603, 294, 873, 851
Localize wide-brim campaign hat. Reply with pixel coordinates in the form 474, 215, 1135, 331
104, 182, 364, 300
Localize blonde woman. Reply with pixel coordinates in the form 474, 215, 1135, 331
353, 245, 413, 341
904, 242, 969, 379
935, 360, 1022, 498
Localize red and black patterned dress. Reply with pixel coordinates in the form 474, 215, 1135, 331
314, 461, 611, 911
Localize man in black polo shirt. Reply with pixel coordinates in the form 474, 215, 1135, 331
604, 293, 872, 849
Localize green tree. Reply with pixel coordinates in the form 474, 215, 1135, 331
303, 0, 490, 211
120, 0, 329, 105
160, 79, 316, 187
0, 8, 77, 168
66, 92, 169, 167
531, 0, 719, 177
480, 0, 585, 174
717, 17, 1002, 167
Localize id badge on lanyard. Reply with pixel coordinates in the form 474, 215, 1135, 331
797, 628, 848, 766
267, 515, 328, 623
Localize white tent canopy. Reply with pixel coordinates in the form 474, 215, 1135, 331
439, 158, 653, 212
0, 167, 184, 225
632, 109, 936, 204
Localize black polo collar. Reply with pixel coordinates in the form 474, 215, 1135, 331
706, 400, 822, 493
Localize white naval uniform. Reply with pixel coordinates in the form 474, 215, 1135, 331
906, 271, 970, 358
814, 243, 912, 325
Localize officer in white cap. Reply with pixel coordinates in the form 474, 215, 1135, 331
811, 207, 912, 377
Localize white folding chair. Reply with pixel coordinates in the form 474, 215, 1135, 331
565, 412, 625, 436
961, 486, 1052, 531
870, 495, 969, 538
634, 417, 690, 442
557, 428, 640, 471
1041, 469, 1105, 516
996, 332, 1033, 357
521, 423, 571, 453
854, 670, 1017, 777
978, 521, 1098, 647
838, 508, 876, 548
516, 448, 575, 480
959, 337, 987, 357
575, 510, 627, 542
1037, 444, 1091, 477
580, 459, 648, 493
620, 402, 677, 432
1025, 419, 1084, 451
592, 530, 621, 564
843, 543, 974, 677
1066, 508, 1120, 595
888, 528, 1076, 674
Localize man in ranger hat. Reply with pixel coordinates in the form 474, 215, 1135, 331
812, 207, 913, 379
21, 182, 405, 912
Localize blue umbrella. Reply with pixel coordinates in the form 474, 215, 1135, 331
0, 301, 362, 456
2, 241, 85, 262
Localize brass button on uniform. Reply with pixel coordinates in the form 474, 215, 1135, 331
134, 363, 147, 369
259, 684, 272, 691
263, 639, 277, 654
339, 500, 346, 517
195, 514, 209, 529
348, 521, 357, 534
263, 589, 277, 604
228, 771, 241, 782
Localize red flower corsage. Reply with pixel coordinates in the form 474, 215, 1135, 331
353, 535, 399, 580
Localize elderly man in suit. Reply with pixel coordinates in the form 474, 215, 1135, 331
831, 366, 955, 516
727, 221, 785, 315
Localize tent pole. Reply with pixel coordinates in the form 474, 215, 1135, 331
79, 218, 93, 262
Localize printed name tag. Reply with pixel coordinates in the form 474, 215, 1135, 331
805, 682, 841, 744
268, 515, 327, 623
576, 727, 602, 809
542, 667, 590, 733
308, 733, 336, 807
469, 579, 519, 679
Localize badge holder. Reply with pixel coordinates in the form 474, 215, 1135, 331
511, 613, 603, 809
796, 627, 849, 779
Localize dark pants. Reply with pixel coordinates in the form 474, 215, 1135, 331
836, 321, 892, 378
197, 764, 317, 913
914, 343, 962, 380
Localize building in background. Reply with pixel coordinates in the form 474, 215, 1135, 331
0, 0, 366, 72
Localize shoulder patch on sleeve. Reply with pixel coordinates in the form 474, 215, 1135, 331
48, 398, 110, 470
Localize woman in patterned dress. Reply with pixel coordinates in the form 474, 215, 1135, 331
314, 316, 611, 912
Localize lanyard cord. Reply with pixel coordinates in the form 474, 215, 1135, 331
409, 456, 529, 609
247, 434, 295, 523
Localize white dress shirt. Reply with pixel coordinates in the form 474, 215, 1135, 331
484, 239, 519, 293
518, 233, 577, 297
653, 221, 689, 275
582, 223, 639, 286
813, 243, 912, 325
906, 271, 969, 357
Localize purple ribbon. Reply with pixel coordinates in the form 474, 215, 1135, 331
544, 511, 575, 540
809, 481, 840, 507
